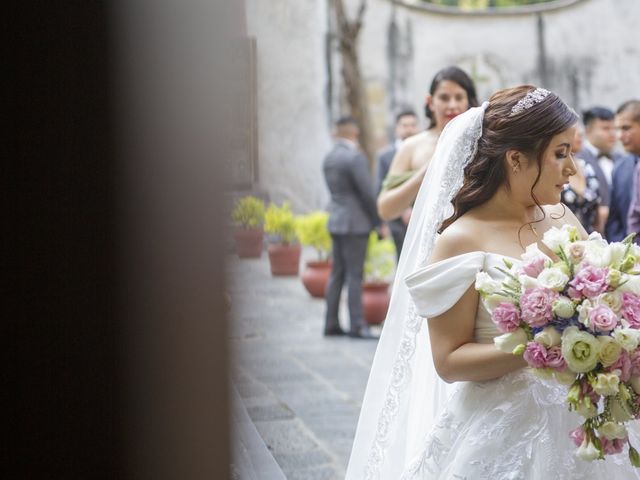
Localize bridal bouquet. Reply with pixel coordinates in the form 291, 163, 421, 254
476, 225, 640, 466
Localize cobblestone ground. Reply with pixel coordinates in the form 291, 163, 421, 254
228, 249, 380, 479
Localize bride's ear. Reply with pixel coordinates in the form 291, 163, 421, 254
505, 150, 523, 174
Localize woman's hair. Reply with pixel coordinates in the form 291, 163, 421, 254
440, 85, 579, 233
425, 66, 479, 128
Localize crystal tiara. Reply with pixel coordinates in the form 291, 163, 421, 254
510, 87, 551, 116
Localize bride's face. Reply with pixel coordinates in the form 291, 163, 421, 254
521, 125, 578, 205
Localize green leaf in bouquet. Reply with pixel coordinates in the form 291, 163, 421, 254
495, 266, 520, 284
630, 445, 640, 468
623, 232, 637, 246
502, 258, 513, 269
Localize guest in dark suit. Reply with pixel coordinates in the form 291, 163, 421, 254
578, 106, 621, 233
614, 101, 640, 243
375, 110, 419, 260
323, 117, 380, 338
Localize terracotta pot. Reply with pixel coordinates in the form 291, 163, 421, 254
362, 281, 390, 325
301, 260, 332, 298
234, 227, 264, 258
267, 243, 301, 276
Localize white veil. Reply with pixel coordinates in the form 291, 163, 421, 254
346, 102, 489, 479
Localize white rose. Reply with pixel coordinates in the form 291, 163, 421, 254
537, 268, 570, 292
608, 242, 628, 268
518, 274, 540, 290
475, 271, 501, 295
598, 421, 627, 440
597, 291, 624, 313
542, 225, 575, 255
576, 300, 594, 327
494, 328, 529, 354
592, 372, 620, 396
534, 326, 562, 348
554, 369, 577, 385
584, 239, 612, 268
597, 336, 622, 367
561, 326, 600, 373
576, 438, 602, 461
618, 275, 640, 296
552, 296, 575, 319
612, 327, 640, 352
631, 376, 640, 395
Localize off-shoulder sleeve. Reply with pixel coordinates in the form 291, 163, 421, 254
404, 251, 486, 318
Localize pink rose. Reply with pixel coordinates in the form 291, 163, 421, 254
601, 437, 626, 455
523, 341, 548, 369
630, 350, 640, 377
622, 293, 640, 328
588, 305, 619, 333
569, 265, 609, 299
492, 302, 521, 333
521, 257, 546, 278
520, 288, 558, 327
567, 286, 583, 300
545, 346, 567, 371
607, 350, 632, 382
569, 426, 585, 447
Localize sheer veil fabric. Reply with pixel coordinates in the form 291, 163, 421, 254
345, 103, 489, 479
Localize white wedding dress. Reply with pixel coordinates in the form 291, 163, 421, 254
397, 251, 640, 480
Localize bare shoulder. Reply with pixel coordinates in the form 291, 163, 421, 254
429, 216, 485, 264
543, 203, 589, 240
388, 132, 428, 174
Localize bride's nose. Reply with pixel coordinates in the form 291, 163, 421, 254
563, 154, 578, 177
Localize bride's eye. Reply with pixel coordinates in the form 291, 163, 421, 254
555, 152, 568, 160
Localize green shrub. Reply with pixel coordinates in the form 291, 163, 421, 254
231, 196, 265, 228
264, 202, 298, 245
295, 211, 331, 261
364, 232, 396, 283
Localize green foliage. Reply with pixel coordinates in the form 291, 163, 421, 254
295, 211, 331, 261
364, 232, 397, 283
231, 196, 265, 228
264, 202, 298, 245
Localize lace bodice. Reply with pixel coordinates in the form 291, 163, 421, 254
405, 251, 514, 343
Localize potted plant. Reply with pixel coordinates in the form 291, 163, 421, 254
362, 232, 396, 325
264, 202, 301, 276
295, 211, 332, 298
231, 196, 265, 258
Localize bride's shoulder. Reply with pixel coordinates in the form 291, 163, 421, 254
543, 203, 589, 240
430, 217, 485, 265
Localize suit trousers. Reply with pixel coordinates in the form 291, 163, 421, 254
324, 233, 369, 333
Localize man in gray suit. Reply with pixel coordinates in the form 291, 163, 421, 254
578, 107, 622, 233
376, 110, 419, 260
323, 117, 380, 338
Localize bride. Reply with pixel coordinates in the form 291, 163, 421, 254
345, 86, 640, 479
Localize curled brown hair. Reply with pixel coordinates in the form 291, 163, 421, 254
440, 85, 578, 234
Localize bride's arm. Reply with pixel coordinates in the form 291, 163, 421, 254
427, 284, 527, 384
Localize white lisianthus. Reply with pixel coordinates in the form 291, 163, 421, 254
542, 225, 576, 255
609, 396, 634, 423
597, 291, 624, 313
482, 293, 514, 313
618, 275, 640, 296
612, 327, 640, 352
537, 268, 570, 292
494, 328, 529, 354
475, 272, 501, 295
608, 243, 628, 269
584, 238, 612, 268
561, 327, 600, 373
521, 243, 549, 263
576, 438, 602, 461
577, 300, 594, 327
518, 274, 540, 290
552, 296, 575, 319
554, 369, 577, 385
631, 376, 640, 395
576, 398, 599, 419
597, 336, 622, 367
534, 326, 562, 348
592, 372, 621, 396
598, 421, 628, 440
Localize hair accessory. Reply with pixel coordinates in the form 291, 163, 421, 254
510, 88, 550, 116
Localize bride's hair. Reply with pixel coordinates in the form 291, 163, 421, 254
440, 85, 578, 232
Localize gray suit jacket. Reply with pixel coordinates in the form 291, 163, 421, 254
323, 140, 380, 235
577, 147, 622, 207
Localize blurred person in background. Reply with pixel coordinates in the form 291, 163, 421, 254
377, 66, 478, 225
578, 106, 621, 232
323, 116, 380, 339
561, 123, 601, 233
375, 109, 419, 260
617, 101, 640, 244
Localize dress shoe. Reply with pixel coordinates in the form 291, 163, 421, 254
348, 327, 379, 340
324, 326, 346, 337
